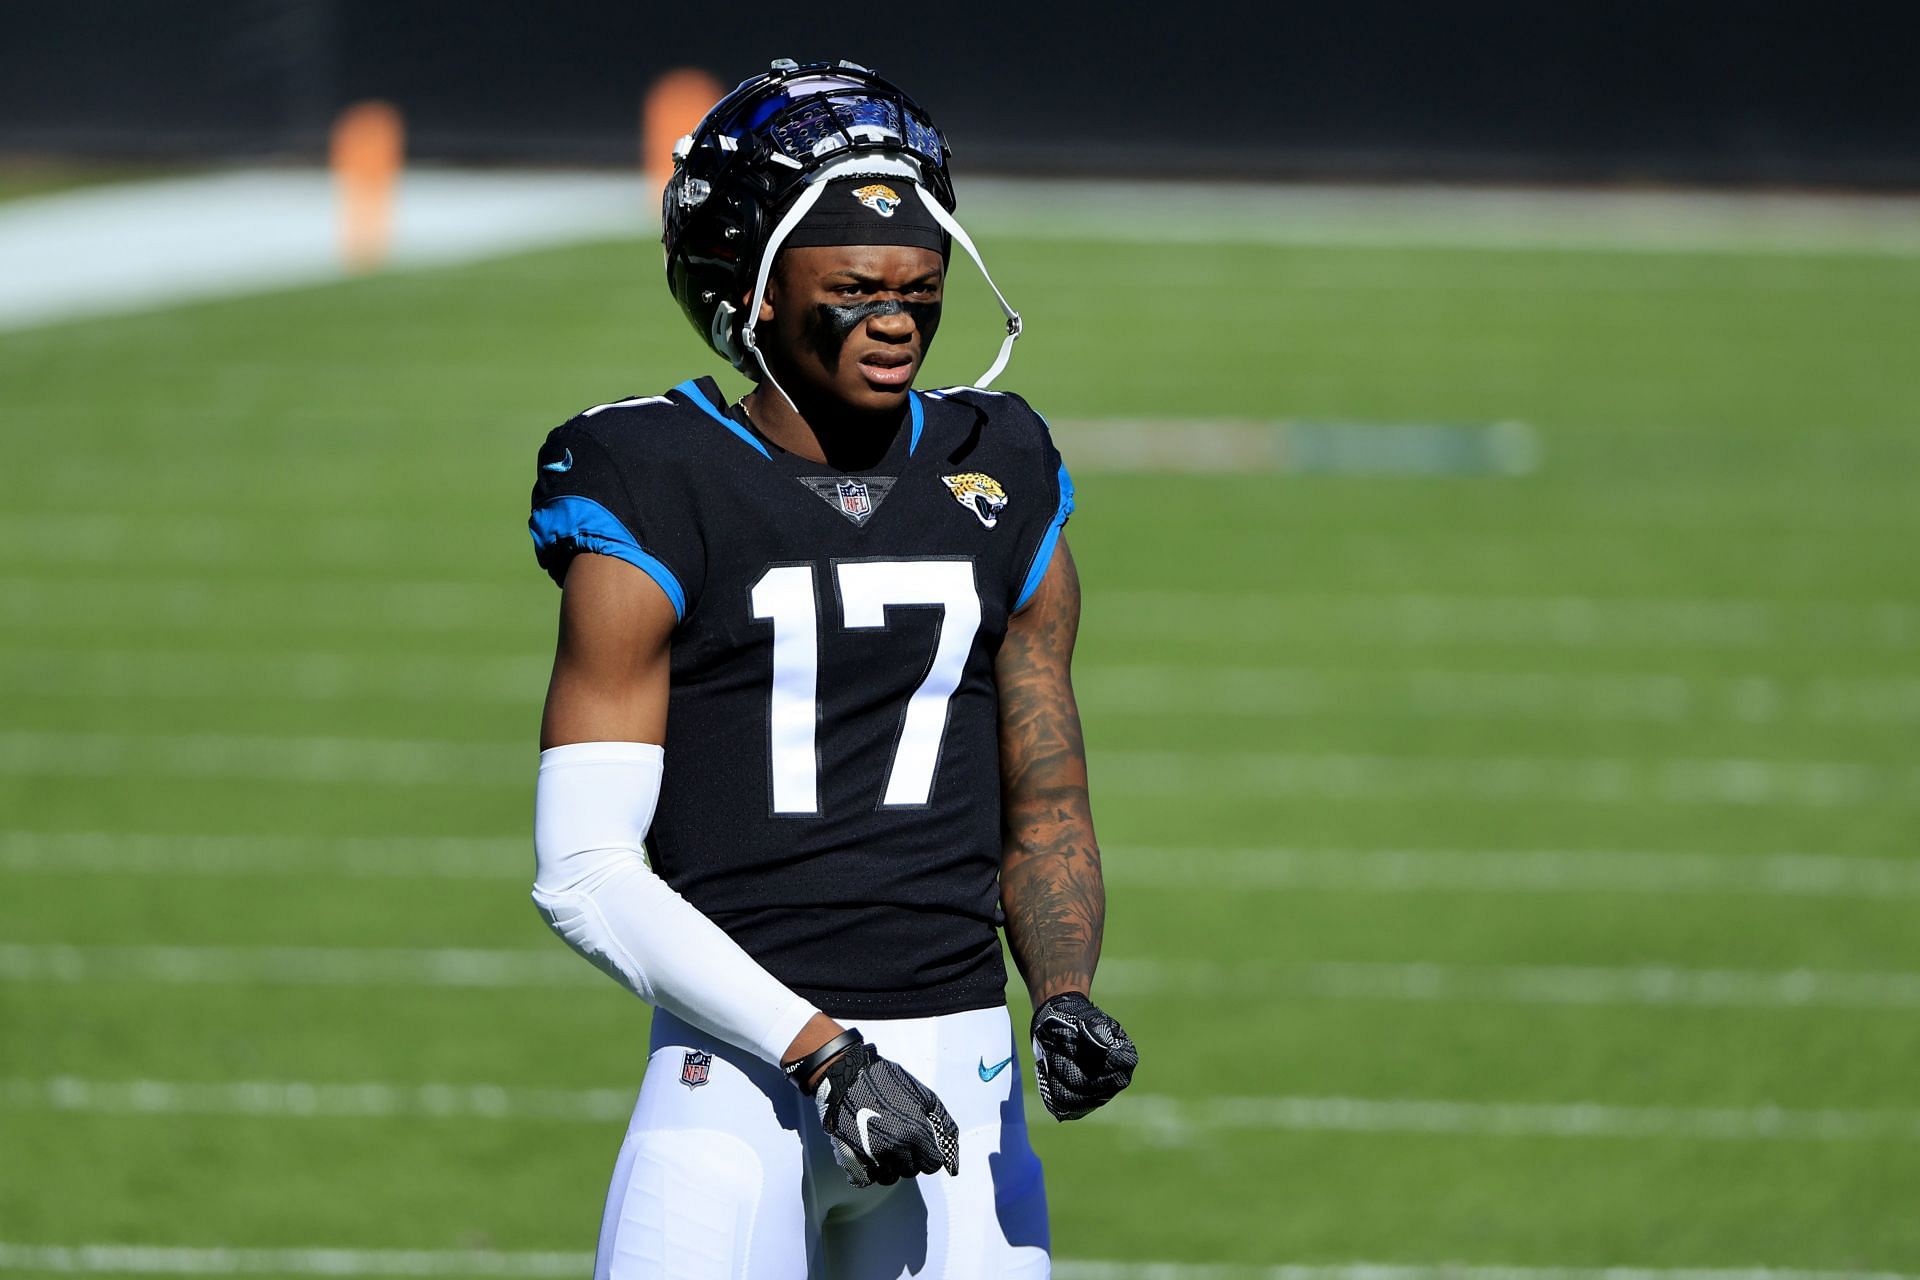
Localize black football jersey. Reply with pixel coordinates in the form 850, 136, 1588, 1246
528, 377, 1074, 1018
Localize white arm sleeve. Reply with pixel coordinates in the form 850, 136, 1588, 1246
531, 740, 819, 1065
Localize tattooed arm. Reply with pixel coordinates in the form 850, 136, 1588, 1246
996, 536, 1103, 1004
998, 536, 1138, 1119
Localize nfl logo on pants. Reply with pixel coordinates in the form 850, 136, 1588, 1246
680, 1050, 711, 1089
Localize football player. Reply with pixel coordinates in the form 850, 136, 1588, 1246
526, 59, 1137, 1277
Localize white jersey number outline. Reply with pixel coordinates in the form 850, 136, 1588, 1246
750, 559, 981, 814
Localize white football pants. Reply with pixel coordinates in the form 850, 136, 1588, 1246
595, 1004, 1050, 1279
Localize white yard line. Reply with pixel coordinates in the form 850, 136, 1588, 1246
6, 944, 1920, 1012
0, 575, 529, 635
7, 648, 1917, 727
1, 730, 1911, 808
0, 944, 586, 988
1095, 750, 1916, 809
1105, 846, 1920, 899
0, 169, 645, 332
0, 730, 527, 786
1098, 1094, 1920, 1144
7, 833, 1919, 902
5, 577, 1913, 651
1096, 960, 1920, 1012
1042, 418, 1542, 476
960, 178, 1920, 258
1092, 591, 1920, 653
2, 1248, 1910, 1280
7, 1076, 1917, 1145
1081, 664, 1920, 727
1, 1076, 631, 1124
0, 648, 550, 706
1055, 1268, 1920, 1280
0, 1242, 589, 1277
0, 831, 528, 879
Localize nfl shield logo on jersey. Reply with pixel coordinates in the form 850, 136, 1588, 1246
680, 1050, 712, 1089
836, 479, 872, 521
797, 474, 895, 526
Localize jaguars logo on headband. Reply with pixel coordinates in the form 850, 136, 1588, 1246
854, 183, 901, 217
941, 473, 1009, 528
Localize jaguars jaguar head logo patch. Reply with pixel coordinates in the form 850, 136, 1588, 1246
941, 472, 1009, 528
854, 183, 901, 217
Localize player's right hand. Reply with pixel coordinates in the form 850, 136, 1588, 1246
810, 1042, 961, 1188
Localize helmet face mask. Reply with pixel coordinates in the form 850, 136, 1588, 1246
663, 59, 1021, 400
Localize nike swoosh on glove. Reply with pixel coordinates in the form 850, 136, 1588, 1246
1031, 991, 1139, 1121
812, 1042, 961, 1188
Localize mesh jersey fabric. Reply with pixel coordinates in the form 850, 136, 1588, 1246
529, 379, 1073, 1017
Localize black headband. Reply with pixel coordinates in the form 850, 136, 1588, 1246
782, 178, 948, 253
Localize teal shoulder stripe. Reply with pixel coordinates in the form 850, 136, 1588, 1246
673, 379, 771, 460
1013, 461, 1075, 612
528, 494, 687, 620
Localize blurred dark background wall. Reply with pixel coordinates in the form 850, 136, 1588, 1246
3, 0, 1915, 187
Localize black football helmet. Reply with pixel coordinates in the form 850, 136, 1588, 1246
662, 58, 1021, 395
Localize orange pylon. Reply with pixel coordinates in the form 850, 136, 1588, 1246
330, 101, 405, 273
643, 69, 725, 217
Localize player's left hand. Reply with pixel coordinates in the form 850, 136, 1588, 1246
1030, 991, 1138, 1121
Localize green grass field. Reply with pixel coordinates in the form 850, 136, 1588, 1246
0, 162, 188, 204
2, 192, 1918, 1275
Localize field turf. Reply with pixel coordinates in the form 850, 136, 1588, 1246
0, 163, 187, 204
1, 199, 1918, 1274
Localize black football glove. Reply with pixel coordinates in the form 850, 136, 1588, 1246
811, 1042, 961, 1188
1030, 991, 1138, 1121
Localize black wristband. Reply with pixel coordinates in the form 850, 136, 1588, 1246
782, 1027, 863, 1091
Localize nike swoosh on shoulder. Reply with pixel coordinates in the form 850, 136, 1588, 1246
978, 1055, 1015, 1082
541, 448, 574, 473
854, 1106, 883, 1158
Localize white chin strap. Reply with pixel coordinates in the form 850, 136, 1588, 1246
738, 155, 1024, 413
912, 183, 1024, 390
